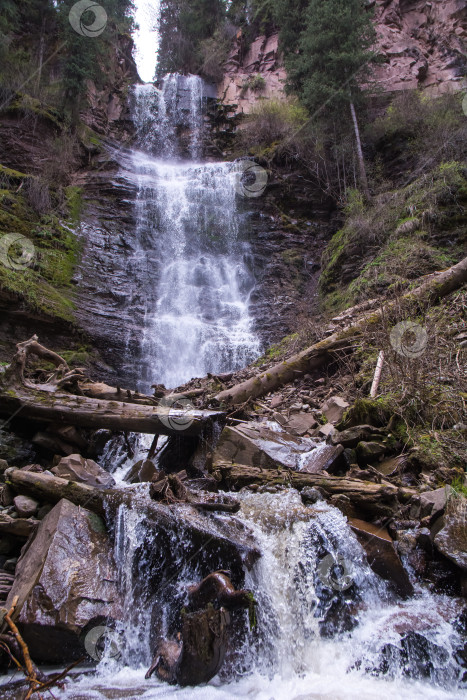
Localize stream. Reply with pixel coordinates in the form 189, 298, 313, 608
54, 64, 467, 699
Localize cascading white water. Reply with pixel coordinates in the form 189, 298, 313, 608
120, 79, 260, 390
61, 59, 465, 700
63, 491, 465, 699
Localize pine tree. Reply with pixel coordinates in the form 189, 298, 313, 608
284, 0, 377, 199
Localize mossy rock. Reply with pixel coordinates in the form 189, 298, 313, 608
338, 397, 395, 430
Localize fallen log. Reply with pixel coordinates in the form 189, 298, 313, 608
0, 336, 225, 437
5, 469, 260, 568
0, 385, 224, 436
214, 255, 467, 405
213, 462, 410, 517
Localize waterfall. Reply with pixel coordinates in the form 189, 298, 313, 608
120, 79, 260, 390
64, 492, 465, 699
64, 68, 465, 700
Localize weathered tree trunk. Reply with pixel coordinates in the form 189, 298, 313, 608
5, 469, 260, 567
350, 100, 371, 201
0, 336, 225, 437
214, 255, 467, 406
213, 462, 415, 517
0, 386, 224, 437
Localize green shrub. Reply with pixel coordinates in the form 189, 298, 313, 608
239, 98, 308, 150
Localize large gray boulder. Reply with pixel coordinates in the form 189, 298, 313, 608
52, 453, 115, 489
5, 498, 121, 662
212, 424, 342, 473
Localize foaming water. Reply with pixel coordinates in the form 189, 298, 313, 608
62, 491, 465, 699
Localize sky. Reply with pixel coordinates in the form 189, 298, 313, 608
133, 0, 161, 82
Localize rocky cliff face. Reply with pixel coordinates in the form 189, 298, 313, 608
0, 34, 138, 375
373, 0, 466, 93
217, 0, 466, 115
217, 33, 286, 115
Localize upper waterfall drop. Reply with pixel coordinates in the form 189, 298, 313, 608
121, 76, 260, 389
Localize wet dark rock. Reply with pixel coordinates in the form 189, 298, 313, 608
162, 607, 230, 686
37, 504, 53, 520
13, 495, 39, 518
0, 535, 16, 555
433, 502, 467, 572
51, 454, 115, 489
331, 425, 385, 448
124, 458, 158, 483
32, 431, 76, 456
0, 485, 14, 506
374, 631, 450, 680
341, 448, 358, 471
356, 441, 386, 465
147, 571, 253, 686
187, 571, 253, 612
5, 498, 121, 663
0, 514, 39, 538
319, 598, 358, 638
349, 518, 413, 597
330, 494, 360, 519
415, 527, 433, 553
301, 487, 324, 505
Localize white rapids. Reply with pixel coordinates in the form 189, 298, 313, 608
60, 491, 465, 699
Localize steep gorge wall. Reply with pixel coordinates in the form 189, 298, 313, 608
217, 0, 467, 115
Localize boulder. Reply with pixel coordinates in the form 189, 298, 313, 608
283, 412, 318, 436
301, 487, 324, 505
349, 518, 413, 597
5, 498, 121, 663
420, 486, 451, 519
300, 444, 344, 475
331, 425, 385, 449
13, 495, 39, 518
373, 455, 405, 477
321, 396, 349, 424
433, 501, 467, 572
318, 423, 335, 438
51, 454, 115, 489
0, 514, 39, 538
124, 459, 158, 484
212, 424, 321, 471
356, 441, 386, 465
